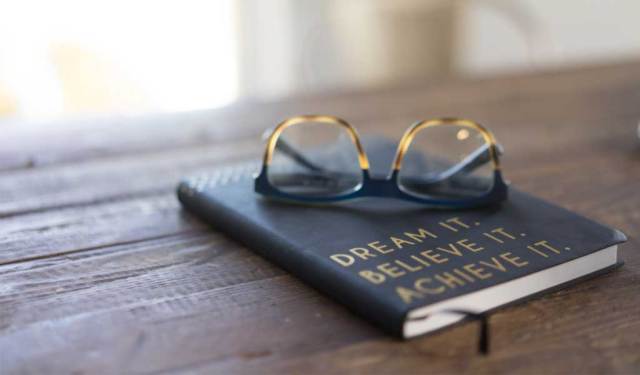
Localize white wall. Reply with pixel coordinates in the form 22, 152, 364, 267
456, 0, 640, 74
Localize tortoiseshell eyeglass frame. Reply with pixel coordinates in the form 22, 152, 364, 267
254, 115, 508, 208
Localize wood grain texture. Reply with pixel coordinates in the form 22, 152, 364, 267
1, 61, 639, 374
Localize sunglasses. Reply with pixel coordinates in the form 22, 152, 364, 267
254, 115, 507, 208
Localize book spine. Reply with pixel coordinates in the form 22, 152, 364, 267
177, 181, 405, 337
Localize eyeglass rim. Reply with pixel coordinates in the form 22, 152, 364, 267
256, 115, 507, 207
262, 115, 500, 171
262, 115, 370, 170
392, 117, 501, 171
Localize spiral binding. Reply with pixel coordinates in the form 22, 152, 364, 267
179, 160, 261, 197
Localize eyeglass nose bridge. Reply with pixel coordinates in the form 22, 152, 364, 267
359, 169, 401, 197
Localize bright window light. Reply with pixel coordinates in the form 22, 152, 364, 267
0, 0, 238, 119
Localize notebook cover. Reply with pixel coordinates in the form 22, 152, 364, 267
176, 144, 626, 337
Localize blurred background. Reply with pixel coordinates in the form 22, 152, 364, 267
1, 0, 639, 123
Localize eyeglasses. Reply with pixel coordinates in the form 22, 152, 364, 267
254, 115, 508, 208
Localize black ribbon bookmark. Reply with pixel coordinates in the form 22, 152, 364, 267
411, 309, 490, 355
444, 309, 490, 355
479, 314, 489, 355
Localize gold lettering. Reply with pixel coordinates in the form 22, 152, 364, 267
349, 247, 376, 260
527, 240, 561, 258
434, 272, 466, 288
463, 263, 492, 280
396, 287, 423, 304
454, 268, 476, 282
390, 236, 415, 248
492, 227, 516, 240
404, 228, 438, 242
368, 241, 393, 254
457, 238, 484, 253
483, 232, 504, 243
447, 217, 470, 229
421, 249, 448, 264
438, 221, 458, 232
395, 260, 422, 272
330, 254, 354, 267
378, 263, 406, 278
536, 240, 561, 254
435, 243, 462, 257
479, 257, 507, 272
359, 270, 386, 284
415, 278, 446, 294
527, 245, 548, 258
410, 254, 432, 267
500, 252, 529, 267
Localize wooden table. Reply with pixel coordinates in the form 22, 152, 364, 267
1, 62, 639, 374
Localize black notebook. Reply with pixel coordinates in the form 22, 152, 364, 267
177, 143, 626, 338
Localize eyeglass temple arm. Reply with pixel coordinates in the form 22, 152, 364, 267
428, 143, 504, 183
264, 129, 325, 172
265, 128, 503, 179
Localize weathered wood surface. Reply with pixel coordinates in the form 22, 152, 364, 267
1, 62, 639, 374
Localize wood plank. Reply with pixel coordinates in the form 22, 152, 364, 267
1, 61, 639, 172
0, 104, 635, 220
0, 139, 261, 218
0, 61, 637, 222
0, 64, 636, 265
0, 194, 195, 265
0, 233, 284, 328
0, 109, 637, 271
4, 146, 636, 279
0, 233, 379, 373
0, 223, 637, 374
1, 62, 640, 373
0, 105, 263, 172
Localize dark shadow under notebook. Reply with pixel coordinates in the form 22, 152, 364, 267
177, 138, 626, 338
